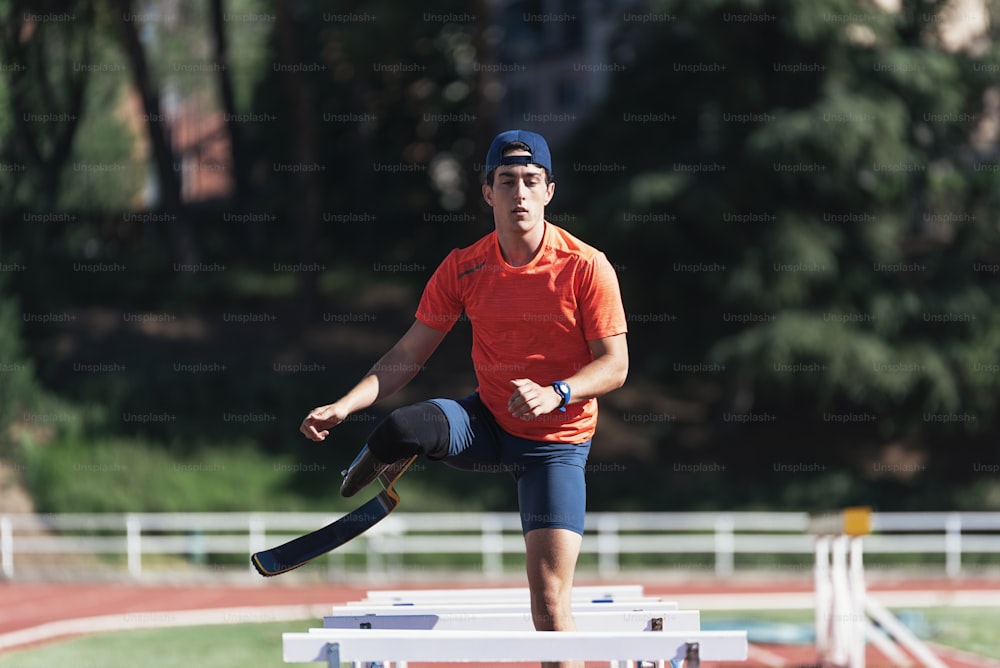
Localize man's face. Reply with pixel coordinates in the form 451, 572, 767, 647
482, 150, 555, 233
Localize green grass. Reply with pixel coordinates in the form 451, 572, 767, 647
701, 607, 1000, 660
1, 621, 302, 668
3, 608, 999, 668
919, 607, 1000, 660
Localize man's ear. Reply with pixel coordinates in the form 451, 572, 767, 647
482, 183, 494, 207
544, 181, 555, 205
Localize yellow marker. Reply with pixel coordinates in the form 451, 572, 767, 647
842, 506, 872, 536
807, 506, 873, 536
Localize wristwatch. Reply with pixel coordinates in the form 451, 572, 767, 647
551, 381, 571, 412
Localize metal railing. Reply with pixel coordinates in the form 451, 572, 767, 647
1, 511, 998, 580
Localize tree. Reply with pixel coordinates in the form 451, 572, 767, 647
0, 0, 92, 208
246, 1, 496, 292
111, 0, 200, 265
273, 0, 323, 315
562, 0, 1000, 508
209, 0, 251, 205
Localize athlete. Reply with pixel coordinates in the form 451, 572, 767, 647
300, 129, 628, 668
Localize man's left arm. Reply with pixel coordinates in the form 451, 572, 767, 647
508, 333, 628, 419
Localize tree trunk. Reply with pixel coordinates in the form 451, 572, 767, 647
274, 0, 322, 318
209, 0, 252, 206
2, 1, 90, 208
113, 0, 199, 266
470, 0, 497, 238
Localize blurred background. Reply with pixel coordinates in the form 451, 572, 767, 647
2, 0, 1000, 540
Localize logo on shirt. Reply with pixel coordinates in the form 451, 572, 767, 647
457, 261, 487, 279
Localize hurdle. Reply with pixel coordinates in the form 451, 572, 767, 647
331, 599, 679, 616
324, 608, 700, 633
811, 507, 947, 668
284, 628, 747, 666
360, 584, 645, 603
281, 584, 748, 667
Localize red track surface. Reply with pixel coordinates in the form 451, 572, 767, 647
1, 577, 998, 667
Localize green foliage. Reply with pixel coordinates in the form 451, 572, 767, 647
245, 0, 495, 261
5, 0, 1000, 514
21, 435, 310, 513
53, 40, 144, 213
0, 298, 36, 436
562, 0, 1000, 490
0, 57, 12, 162
19, 432, 516, 514
0, 0, 98, 208
0, 288, 68, 457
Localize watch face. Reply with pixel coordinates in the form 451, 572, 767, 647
552, 382, 569, 411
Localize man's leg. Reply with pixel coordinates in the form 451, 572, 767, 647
524, 527, 584, 668
511, 440, 591, 668
340, 401, 450, 497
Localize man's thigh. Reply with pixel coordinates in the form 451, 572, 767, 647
427, 394, 506, 471
517, 454, 587, 534
512, 440, 591, 534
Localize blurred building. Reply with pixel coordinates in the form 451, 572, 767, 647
167, 91, 234, 204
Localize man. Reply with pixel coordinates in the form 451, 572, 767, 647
301, 129, 628, 668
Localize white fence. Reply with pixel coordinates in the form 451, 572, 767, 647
1, 511, 998, 580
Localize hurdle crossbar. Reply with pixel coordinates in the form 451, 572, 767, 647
330, 600, 678, 616
283, 628, 749, 664
362, 584, 644, 603
324, 608, 699, 633
333, 598, 678, 616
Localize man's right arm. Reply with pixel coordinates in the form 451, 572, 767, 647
300, 320, 448, 441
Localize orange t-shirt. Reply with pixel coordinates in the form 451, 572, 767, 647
415, 222, 627, 443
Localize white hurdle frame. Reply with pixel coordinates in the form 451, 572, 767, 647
332, 598, 679, 616
361, 584, 645, 603
283, 628, 748, 666
812, 508, 948, 668
324, 608, 700, 633
282, 584, 747, 667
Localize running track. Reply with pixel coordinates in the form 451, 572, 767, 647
1, 577, 998, 667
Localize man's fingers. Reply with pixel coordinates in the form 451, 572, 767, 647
508, 378, 562, 419
509, 383, 540, 418
304, 425, 328, 441
300, 421, 322, 441
301, 408, 342, 441
508, 389, 529, 413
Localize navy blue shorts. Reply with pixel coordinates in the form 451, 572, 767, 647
428, 393, 591, 535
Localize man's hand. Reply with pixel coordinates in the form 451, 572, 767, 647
508, 378, 563, 420
300, 402, 351, 441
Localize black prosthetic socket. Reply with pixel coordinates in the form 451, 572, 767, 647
366, 401, 451, 463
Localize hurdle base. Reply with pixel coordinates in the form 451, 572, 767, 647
322, 638, 702, 667
283, 628, 747, 664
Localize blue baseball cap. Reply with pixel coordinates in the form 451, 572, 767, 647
484, 129, 553, 180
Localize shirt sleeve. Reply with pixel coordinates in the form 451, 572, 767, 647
576, 252, 628, 341
415, 250, 465, 332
